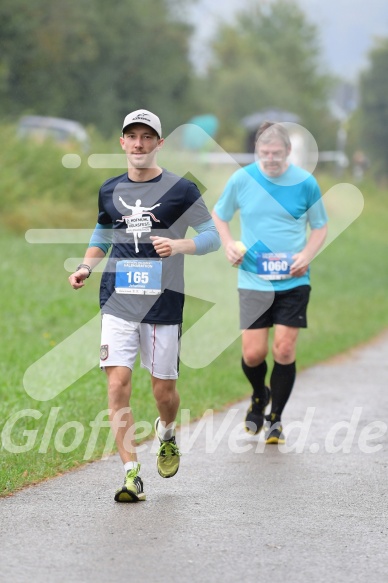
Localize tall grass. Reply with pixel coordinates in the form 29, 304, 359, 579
1, 127, 388, 495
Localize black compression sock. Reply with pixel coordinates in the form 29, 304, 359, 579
269, 361, 296, 417
241, 359, 268, 400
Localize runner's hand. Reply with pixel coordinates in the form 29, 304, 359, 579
151, 236, 177, 257
290, 252, 309, 277
225, 241, 245, 266
69, 269, 89, 289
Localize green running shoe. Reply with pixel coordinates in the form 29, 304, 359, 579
264, 413, 286, 444
114, 463, 146, 502
245, 386, 271, 435
155, 417, 181, 478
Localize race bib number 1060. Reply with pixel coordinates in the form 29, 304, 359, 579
256, 252, 293, 280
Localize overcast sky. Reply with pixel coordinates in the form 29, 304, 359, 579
188, 0, 388, 80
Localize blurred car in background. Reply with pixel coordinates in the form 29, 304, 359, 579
17, 115, 89, 151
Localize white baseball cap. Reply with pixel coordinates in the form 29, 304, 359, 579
122, 109, 162, 138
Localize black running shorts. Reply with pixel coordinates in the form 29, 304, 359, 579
239, 285, 311, 330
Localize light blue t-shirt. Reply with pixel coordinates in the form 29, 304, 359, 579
214, 163, 328, 291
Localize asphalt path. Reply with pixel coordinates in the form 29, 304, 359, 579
1, 332, 387, 583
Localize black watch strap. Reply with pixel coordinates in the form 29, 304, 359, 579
76, 263, 92, 278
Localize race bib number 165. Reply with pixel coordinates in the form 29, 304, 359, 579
115, 259, 162, 294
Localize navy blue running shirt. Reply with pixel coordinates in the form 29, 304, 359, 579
95, 169, 212, 324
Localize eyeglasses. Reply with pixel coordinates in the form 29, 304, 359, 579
258, 154, 285, 162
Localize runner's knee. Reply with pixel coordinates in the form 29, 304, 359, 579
152, 380, 177, 406
273, 339, 296, 363
107, 374, 131, 408
242, 348, 268, 367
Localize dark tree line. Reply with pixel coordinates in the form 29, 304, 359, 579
358, 38, 388, 176
0, 0, 195, 136
2, 0, 385, 168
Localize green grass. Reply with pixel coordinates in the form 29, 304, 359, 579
1, 131, 388, 496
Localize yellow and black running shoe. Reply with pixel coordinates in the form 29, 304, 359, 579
114, 463, 146, 502
264, 413, 286, 444
245, 386, 271, 435
155, 417, 181, 478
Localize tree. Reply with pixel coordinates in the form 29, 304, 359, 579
199, 0, 335, 151
359, 38, 388, 176
0, 0, 196, 136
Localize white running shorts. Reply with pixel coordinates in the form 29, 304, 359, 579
100, 313, 181, 379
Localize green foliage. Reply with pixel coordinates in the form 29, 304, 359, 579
0, 0, 195, 136
199, 0, 336, 151
359, 38, 388, 177
0, 124, 110, 231
1, 0, 341, 151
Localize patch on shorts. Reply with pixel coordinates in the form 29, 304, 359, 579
100, 344, 109, 361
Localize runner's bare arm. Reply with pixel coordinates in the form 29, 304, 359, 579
68, 247, 106, 289
211, 210, 245, 265
290, 224, 328, 277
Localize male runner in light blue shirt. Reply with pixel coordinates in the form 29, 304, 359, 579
212, 121, 328, 443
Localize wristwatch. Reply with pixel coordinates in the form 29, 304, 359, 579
76, 263, 92, 278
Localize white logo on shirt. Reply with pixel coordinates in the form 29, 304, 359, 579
117, 197, 161, 253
